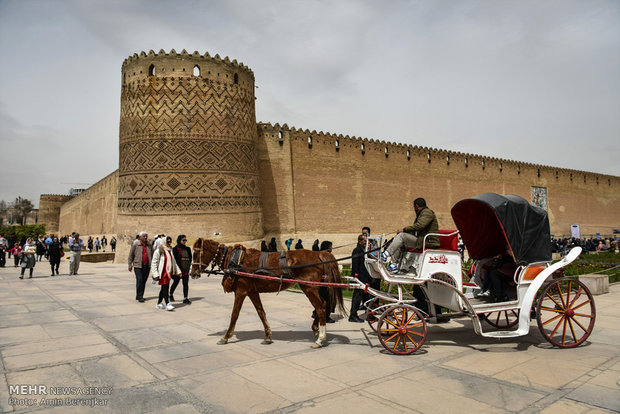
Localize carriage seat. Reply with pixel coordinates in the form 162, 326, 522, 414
407, 229, 459, 253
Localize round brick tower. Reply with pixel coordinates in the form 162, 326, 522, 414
117, 49, 262, 244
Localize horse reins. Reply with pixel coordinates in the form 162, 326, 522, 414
192, 236, 394, 276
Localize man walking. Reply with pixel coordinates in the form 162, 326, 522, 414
128, 232, 153, 303
68, 233, 84, 275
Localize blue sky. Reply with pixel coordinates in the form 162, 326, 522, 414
0, 0, 618, 206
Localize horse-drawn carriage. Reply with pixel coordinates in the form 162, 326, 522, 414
352, 192, 596, 354
191, 192, 595, 355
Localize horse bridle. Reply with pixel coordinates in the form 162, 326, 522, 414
192, 239, 228, 276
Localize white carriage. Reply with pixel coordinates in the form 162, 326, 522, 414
350, 193, 596, 355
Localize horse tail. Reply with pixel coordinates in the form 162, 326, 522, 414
319, 252, 347, 317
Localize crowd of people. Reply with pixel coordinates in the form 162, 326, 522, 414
552, 237, 618, 255
0, 233, 71, 277
128, 232, 193, 311
0, 232, 119, 278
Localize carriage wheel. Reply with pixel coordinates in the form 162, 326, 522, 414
365, 297, 387, 333
377, 305, 426, 355
479, 310, 519, 329
536, 278, 596, 348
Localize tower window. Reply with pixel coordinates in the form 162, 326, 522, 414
234, 73, 239, 84
148, 64, 155, 76
193, 65, 200, 77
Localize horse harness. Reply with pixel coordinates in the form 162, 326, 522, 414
195, 239, 293, 293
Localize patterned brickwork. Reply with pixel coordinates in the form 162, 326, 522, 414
118, 51, 260, 217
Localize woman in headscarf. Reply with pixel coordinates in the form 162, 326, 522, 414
294, 239, 304, 249
312, 239, 320, 251
48, 236, 63, 276
36, 235, 46, 262
268, 237, 277, 252
171, 234, 192, 304
20, 238, 37, 279
260, 240, 268, 252
151, 236, 181, 311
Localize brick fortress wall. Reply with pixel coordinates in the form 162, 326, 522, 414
56, 171, 118, 238
258, 123, 620, 237
38, 194, 74, 234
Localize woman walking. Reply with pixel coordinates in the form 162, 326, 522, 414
20, 238, 37, 279
36, 236, 46, 262
151, 236, 180, 311
48, 236, 62, 276
171, 235, 192, 304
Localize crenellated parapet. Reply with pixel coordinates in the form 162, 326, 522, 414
122, 49, 254, 87
117, 50, 262, 242
258, 122, 619, 186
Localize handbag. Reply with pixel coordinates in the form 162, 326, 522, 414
60, 249, 65, 258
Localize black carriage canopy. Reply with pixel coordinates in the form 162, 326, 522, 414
451, 193, 552, 265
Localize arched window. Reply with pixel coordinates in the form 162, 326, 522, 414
308, 136, 312, 148
384, 146, 389, 158
278, 131, 283, 139
465, 157, 468, 168
361, 143, 365, 154
482, 160, 486, 170
148, 64, 155, 76
406, 149, 411, 160
193, 65, 200, 77
446, 156, 450, 166
335, 139, 340, 151
427, 152, 431, 163
234, 73, 239, 84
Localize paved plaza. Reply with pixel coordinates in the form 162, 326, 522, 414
0, 258, 618, 413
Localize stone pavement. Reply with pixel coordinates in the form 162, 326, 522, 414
0, 260, 618, 414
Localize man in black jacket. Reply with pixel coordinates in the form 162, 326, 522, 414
349, 234, 372, 322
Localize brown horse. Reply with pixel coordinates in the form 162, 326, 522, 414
191, 238, 346, 348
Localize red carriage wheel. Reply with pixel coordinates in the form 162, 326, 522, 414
365, 297, 387, 333
479, 309, 519, 329
377, 305, 426, 355
536, 278, 596, 348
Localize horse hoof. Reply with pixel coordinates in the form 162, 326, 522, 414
217, 339, 228, 345
311, 342, 323, 349
261, 339, 273, 345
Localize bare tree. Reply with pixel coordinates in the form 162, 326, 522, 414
0, 200, 7, 226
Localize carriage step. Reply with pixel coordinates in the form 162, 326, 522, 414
481, 330, 524, 338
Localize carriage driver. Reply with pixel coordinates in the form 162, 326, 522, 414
381, 197, 439, 272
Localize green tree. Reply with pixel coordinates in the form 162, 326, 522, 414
11, 197, 33, 225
